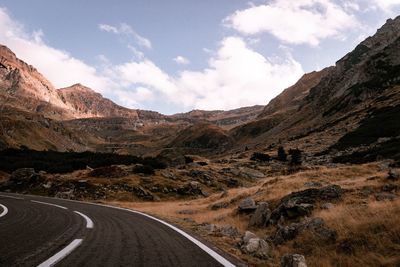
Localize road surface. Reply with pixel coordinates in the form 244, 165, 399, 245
0, 192, 237, 267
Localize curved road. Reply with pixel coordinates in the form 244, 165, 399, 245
0, 193, 238, 267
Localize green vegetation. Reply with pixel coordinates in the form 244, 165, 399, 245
0, 149, 166, 174
289, 148, 302, 165
250, 152, 271, 162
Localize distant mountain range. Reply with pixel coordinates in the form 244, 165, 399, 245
1, 17, 400, 163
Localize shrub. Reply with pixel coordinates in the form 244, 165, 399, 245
0, 149, 167, 174
277, 146, 287, 161
250, 152, 271, 162
289, 149, 302, 165
184, 156, 194, 164
132, 165, 155, 175
89, 166, 127, 178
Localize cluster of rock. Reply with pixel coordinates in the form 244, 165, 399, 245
232, 185, 343, 264
360, 169, 399, 201
242, 185, 342, 228
1, 166, 220, 201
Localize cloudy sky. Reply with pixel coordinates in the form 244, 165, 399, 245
0, 1, 400, 114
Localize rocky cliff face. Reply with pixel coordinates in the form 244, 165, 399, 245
0, 45, 71, 119
58, 84, 139, 119
1, 16, 400, 157
231, 16, 400, 156
258, 68, 332, 118
0, 44, 262, 152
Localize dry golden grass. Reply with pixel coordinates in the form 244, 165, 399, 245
109, 162, 399, 266
113, 186, 260, 231
276, 199, 400, 267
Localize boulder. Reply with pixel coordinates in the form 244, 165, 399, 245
10, 168, 39, 182
241, 232, 270, 259
281, 254, 307, 267
134, 186, 157, 201
55, 189, 75, 199
273, 217, 337, 245
210, 201, 229, 210
238, 197, 257, 212
243, 231, 257, 243
249, 202, 271, 227
177, 181, 203, 196
270, 185, 342, 224
160, 170, 177, 180
199, 223, 217, 234
219, 225, 240, 238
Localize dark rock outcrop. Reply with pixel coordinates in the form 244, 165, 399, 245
281, 254, 308, 267
273, 217, 337, 245
248, 202, 271, 227
270, 185, 343, 224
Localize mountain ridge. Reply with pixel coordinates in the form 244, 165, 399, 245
1, 16, 400, 160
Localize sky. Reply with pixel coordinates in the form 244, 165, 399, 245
0, 1, 400, 114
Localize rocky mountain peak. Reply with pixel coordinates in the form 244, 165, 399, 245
59, 83, 98, 95
362, 16, 400, 49
58, 84, 139, 119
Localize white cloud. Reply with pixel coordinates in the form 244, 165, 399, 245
371, 0, 400, 11
115, 60, 178, 96
0, 7, 113, 92
127, 45, 144, 60
114, 87, 154, 108
0, 7, 304, 113
173, 56, 190, 65
225, 0, 359, 46
177, 37, 304, 110
113, 36, 304, 110
98, 23, 152, 49
98, 24, 119, 34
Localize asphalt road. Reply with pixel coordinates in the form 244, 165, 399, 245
0, 193, 237, 267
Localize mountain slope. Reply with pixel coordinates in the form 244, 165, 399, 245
58, 84, 140, 119
231, 16, 400, 159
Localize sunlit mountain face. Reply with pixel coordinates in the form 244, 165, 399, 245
1, 1, 400, 266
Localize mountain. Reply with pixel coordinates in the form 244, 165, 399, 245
231, 17, 400, 161
0, 46, 262, 153
1, 16, 400, 161
58, 84, 140, 119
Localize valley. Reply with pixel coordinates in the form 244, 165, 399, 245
1, 14, 400, 267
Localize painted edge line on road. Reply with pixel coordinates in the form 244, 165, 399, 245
37, 239, 82, 267
91, 203, 236, 267
0, 194, 24, 200
74, 211, 94, 229
0, 204, 8, 217
2, 192, 236, 267
31, 200, 68, 210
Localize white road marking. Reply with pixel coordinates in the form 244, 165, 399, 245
74, 211, 94, 229
0, 204, 8, 218
31, 200, 68, 210
37, 239, 82, 267
10, 193, 236, 267
115, 207, 236, 267
0, 194, 24, 200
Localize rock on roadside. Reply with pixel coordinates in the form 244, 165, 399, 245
281, 254, 307, 267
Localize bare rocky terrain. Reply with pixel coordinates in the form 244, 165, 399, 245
1, 15, 400, 267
